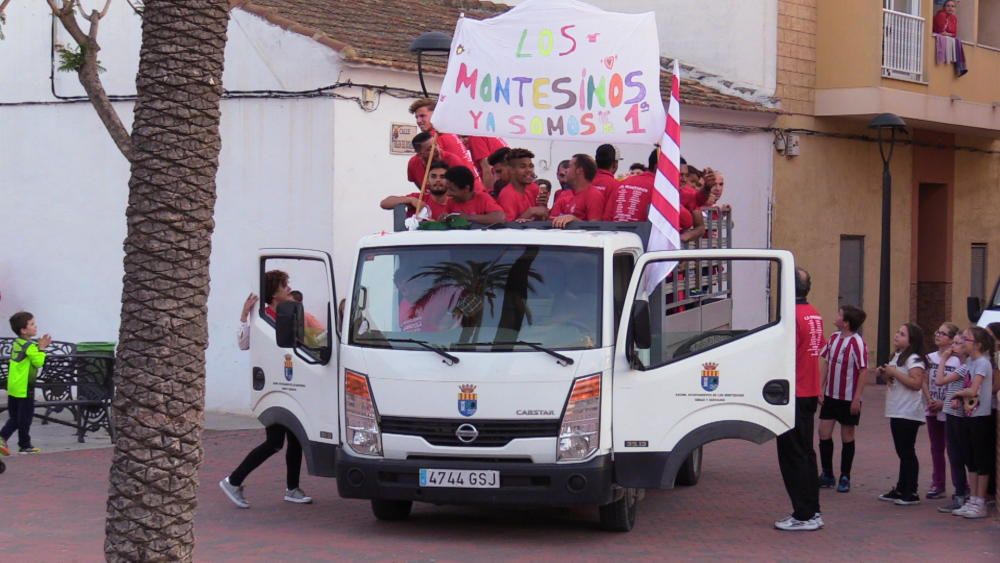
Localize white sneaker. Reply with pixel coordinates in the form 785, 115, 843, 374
774, 517, 820, 531
774, 514, 794, 527
284, 487, 313, 504
811, 512, 824, 528
961, 498, 989, 519
952, 498, 975, 516
219, 477, 250, 509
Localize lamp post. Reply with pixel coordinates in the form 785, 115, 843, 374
408, 31, 452, 97
868, 113, 908, 377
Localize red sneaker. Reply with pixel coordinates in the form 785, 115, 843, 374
0, 438, 10, 457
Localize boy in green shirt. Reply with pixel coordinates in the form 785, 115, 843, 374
0, 312, 52, 455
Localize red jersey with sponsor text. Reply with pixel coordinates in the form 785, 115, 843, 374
603, 171, 653, 222
795, 303, 825, 398
554, 186, 605, 221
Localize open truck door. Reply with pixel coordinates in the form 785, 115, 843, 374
612, 249, 796, 489
250, 249, 340, 476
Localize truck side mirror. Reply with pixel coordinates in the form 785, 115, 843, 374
631, 300, 652, 350
967, 297, 982, 324
276, 301, 304, 348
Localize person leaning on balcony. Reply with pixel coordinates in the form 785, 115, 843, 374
933, 0, 958, 37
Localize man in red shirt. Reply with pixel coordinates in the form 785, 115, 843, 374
604, 149, 655, 222
774, 267, 825, 531
381, 160, 450, 220
409, 99, 486, 193
465, 135, 508, 189
497, 148, 548, 222
551, 154, 606, 228
592, 144, 621, 199
444, 166, 505, 224
406, 132, 467, 190
487, 147, 512, 198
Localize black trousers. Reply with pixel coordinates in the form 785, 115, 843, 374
0, 395, 35, 450
228, 425, 302, 490
945, 414, 969, 496
776, 396, 820, 521
889, 418, 922, 496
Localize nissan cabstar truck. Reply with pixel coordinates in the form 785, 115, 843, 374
249, 219, 797, 531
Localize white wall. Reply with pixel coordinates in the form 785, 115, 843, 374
502, 0, 778, 95
0, 3, 344, 413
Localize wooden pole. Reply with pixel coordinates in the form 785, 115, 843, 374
414, 138, 438, 217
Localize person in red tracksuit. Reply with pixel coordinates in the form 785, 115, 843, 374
774, 267, 825, 531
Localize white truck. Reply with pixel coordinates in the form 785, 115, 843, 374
249, 220, 797, 531
968, 276, 1000, 328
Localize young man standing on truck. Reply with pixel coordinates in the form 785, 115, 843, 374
774, 267, 825, 531
381, 160, 451, 220
497, 148, 548, 222
407, 98, 488, 193
444, 166, 505, 225
550, 154, 606, 228
592, 144, 621, 198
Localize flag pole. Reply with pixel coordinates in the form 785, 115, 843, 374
414, 138, 438, 217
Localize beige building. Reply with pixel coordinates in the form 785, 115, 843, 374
773, 0, 1000, 355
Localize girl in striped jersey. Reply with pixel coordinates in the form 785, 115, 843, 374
817, 305, 869, 493
924, 323, 963, 501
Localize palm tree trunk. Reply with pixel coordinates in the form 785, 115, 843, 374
104, 1, 230, 561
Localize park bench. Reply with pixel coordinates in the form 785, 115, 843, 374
0, 338, 115, 443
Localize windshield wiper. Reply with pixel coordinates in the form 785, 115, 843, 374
382, 338, 460, 366
459, 340, 574, 366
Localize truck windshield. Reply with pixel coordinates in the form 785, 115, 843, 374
349, 245, 602, 351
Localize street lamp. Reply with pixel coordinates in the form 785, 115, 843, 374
409, 31, 452, 97
869, 113, 908, 377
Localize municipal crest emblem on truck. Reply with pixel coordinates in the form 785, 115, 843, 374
701, 362, 719, 392
458, 384, 478, 417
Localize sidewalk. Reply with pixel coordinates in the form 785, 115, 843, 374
0, 401, 259, 453
0, 385, 997, 562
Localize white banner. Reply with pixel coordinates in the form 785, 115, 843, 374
433, 0, 665, 145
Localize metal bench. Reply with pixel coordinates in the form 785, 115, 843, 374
0, 338, 114, 443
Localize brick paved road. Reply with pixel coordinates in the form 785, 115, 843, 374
1, 386, 997, 562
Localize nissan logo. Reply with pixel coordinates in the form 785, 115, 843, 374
455, 423, 479, 444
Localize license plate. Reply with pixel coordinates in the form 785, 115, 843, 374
419, 468, 500, 488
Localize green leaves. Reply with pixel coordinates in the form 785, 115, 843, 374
56, 44, 106, 73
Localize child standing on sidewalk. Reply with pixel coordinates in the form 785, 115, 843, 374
0, 312, 52, 455
924, 322, 962, 500
936, 330, 970, 513
950, 326, 996, 519
817, 305, 868, 493
878, 322, 927, 506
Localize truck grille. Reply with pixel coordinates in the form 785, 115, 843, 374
380, 416, 560, 447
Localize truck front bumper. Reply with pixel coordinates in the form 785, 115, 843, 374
336, 452, 615, 506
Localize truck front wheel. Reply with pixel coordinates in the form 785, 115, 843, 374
598, 487, 639, 532
675, 445, 703, 486
371, 499, 412, 521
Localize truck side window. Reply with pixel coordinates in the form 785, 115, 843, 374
261, 256, 334, 364
632, 257, 781, 370
612, 252, 636, 338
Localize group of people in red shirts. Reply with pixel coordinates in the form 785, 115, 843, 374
382, 97, 729, 236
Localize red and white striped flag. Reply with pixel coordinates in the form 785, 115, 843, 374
644, 59, 682, 295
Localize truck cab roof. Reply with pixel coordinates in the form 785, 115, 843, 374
361, 224, 648, 253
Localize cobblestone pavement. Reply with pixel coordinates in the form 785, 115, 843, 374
0, 386, 997, 562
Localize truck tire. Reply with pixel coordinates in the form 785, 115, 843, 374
675, 445, 703, 487
371, 499, 412, 521
598, 487, 639, 532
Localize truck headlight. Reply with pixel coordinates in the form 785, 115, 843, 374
557, 373, 601, 462
345, 370, 382, 456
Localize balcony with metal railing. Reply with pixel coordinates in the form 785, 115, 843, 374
814, 0, 1000, 133
882, 8, 925, 82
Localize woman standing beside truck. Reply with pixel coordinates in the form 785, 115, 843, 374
220, 271, 313, 509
